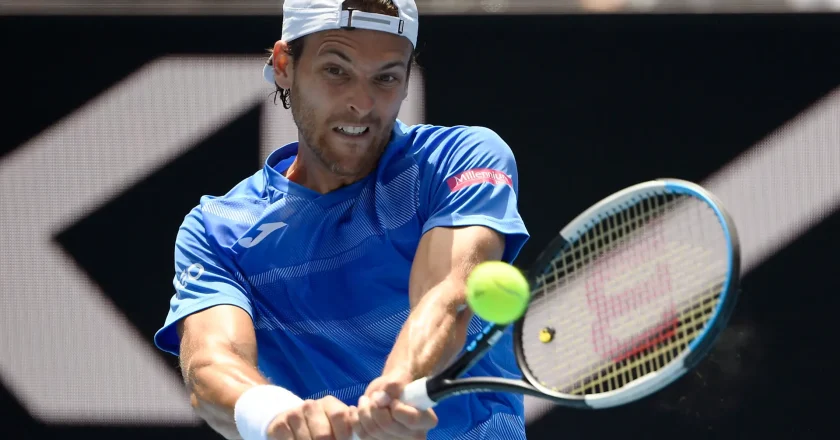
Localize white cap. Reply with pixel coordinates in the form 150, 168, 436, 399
263, 0, 419, 84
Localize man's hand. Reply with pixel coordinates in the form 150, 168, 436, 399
353, 370, 438, 440
267, 395, 357, 440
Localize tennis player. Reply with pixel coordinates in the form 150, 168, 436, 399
154, 1, 529, 439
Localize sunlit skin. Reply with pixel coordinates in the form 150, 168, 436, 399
271, 29, 413, 194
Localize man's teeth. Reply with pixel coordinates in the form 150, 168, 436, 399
336, 126, 368, 135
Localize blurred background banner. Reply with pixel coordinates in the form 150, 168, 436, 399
1, 5, 838, 440
3, 0, 840, 14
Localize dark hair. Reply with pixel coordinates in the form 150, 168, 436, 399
269, 0, 418, 109
270, 37, 306, 109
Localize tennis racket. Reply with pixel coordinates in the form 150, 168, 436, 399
365, 178, 741, 421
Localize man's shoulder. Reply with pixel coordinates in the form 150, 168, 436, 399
177, 168, 271, 246
402, 122, 506, 150
397, 122, 514, 169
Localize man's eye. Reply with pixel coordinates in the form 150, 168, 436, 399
326, 67, 343, 76
379, 75, 397, 83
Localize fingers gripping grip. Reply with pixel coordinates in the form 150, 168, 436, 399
351, 377, 436, 440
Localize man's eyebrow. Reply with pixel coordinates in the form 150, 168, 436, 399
379, 60, 408, 71
319, 48, 353, 63
319, 48, 408, 71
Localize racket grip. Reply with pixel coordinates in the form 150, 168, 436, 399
399, 377, 436, 410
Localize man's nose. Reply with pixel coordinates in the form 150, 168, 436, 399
347, 82, 375, 117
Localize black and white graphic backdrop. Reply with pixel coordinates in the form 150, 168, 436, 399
1, 11, 838, 440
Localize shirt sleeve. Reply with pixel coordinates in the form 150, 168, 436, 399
420, 126, 530, 264
153, 206, 254, 356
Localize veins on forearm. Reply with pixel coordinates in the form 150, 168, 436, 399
387, 284, 467, 378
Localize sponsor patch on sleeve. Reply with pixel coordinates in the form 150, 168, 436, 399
446, 168, 513, 192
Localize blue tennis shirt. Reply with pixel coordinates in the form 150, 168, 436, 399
155, 120, 530, 439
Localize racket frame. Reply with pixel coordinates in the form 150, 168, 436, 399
514, 178, 742, 408
411, 178, 741, 410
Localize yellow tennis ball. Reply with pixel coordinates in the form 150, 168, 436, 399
465, 261, 531, 324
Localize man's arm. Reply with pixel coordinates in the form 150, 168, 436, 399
177, 304, 270, 439
178, 305, 360, 440
353, 225, 504, 439
383, 224, 504, 380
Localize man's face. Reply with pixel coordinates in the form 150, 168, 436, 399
284, 29, 413, 177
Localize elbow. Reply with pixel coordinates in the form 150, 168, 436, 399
186, 379, 243, 440
188, 389, 207, 415
181, 355, 231, 429
187, 391, 222, 432
183, 361, 214, 420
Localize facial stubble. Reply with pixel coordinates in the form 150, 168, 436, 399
289, 80, 392, 178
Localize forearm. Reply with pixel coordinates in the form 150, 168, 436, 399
184, 347, 271, 439
383, 280, 470, 380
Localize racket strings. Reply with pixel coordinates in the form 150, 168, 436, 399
529, 243, 720, 389
524, 194, 674, 387
520, 191, 729, 397
536, 195, 680, 388
565, 282, 723, 395
529, 192, 672, 307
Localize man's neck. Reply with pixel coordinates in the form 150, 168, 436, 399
284, 144, 373, 195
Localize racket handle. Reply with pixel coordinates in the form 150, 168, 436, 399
350, 378, 436, 440
399, 377, 436, 410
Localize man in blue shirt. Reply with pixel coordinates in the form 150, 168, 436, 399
154, 1, 529, 439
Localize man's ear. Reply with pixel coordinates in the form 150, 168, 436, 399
272, 40, 293, 89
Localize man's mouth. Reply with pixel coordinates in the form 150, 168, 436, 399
333, 126, 370, 136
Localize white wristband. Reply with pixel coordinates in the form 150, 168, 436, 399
234, 384, 304, 440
